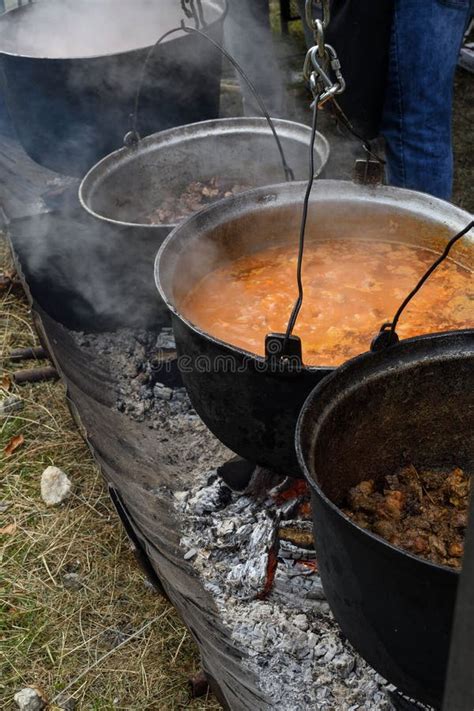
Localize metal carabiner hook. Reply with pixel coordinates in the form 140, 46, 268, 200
304, 43, 346, 106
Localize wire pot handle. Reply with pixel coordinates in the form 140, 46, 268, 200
125, 1, 295, 182
180, 0, 208, 28
371, 219, 474, 352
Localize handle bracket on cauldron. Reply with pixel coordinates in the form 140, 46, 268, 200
265, 333, 303, 375
353, 158, 385, 186
371, 219, 474, 353
181, 0, 207, 30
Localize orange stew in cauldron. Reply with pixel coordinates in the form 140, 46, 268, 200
180, 239, 473, 367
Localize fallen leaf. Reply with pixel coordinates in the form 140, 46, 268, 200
4, 433, 25, 457
0, 522, 17, 535
1, 374, 11, 391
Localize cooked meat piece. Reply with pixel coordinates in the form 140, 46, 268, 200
146, 177, 253, 225
343, 466, 470, 570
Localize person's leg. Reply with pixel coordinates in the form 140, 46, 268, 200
224, 0, 285, 117
381, 0, 471, 199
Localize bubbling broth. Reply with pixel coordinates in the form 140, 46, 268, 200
180, 239, 473, 367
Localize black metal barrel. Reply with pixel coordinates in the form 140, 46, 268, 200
0, 0, 226, 176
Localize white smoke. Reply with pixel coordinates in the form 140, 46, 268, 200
0, 0, 222, 59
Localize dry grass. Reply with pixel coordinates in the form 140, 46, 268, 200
0, 237, 220, 710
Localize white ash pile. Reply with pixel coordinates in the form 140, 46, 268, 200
73, 326, 230, 473
73, 327, 196, 425
177, 470, 394, 710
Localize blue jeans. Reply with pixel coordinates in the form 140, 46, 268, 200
381, 0, 472, 200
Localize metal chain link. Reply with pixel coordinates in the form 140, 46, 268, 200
305, 0, 330, 32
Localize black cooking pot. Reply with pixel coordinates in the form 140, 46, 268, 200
155, 179, 473, 477
296, 330, 474, 708
0, 0, 226, 176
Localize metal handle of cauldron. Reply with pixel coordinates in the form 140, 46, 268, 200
125, 2, 296, 183
371, 219, 474, 352
265, 3, 386, 372
265, 95, 322, 374
125, 0, 231, 146
180, 0, 207, 29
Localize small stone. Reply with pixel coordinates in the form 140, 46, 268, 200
63, 572, 82, 590
0, 395, 24, 416
14, 688, 45, 711
56, 695, 76, 711
153, 384, 173, 401
40, 466, 72, 506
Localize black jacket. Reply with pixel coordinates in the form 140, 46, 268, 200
325, 0, 395, 138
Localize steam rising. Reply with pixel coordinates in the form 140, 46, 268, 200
0, 0, 310, 334
0, 0, 221, 59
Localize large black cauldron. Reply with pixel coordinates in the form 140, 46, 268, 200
296, 330, 474, 708
0, 0, 226, 176
155, 179, 473, 477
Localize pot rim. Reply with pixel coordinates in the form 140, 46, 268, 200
155, 178, 473, 374
78, 117, 330, 230
295, 328, 474, 577
0, 0, 227, 61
